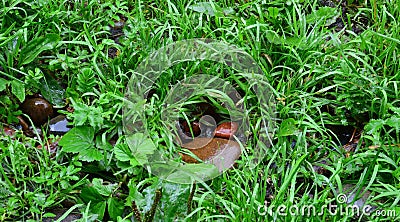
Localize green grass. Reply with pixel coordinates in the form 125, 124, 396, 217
1, 0, 400, 221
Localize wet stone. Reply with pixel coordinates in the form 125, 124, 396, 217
214, 121, 238, 139
21, 98, 53, 126
47, 115, 71, 135
180, 137, 241, 172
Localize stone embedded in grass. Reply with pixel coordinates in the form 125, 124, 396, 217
47, 115, 71, 135
20, 98, 53, 126
180, 137, 241, 172
214, 121, 238, 139
2, 126, 15, 136
181, 120, 201, 137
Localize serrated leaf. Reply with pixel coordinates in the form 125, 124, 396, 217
386, 116, 400, 129
69, 99, 88, 125
389, 105, 400, 115
91, 201, 106, 220
70, 98, 104, 129
79, 148, 103, 162
92, 178, 117, 197
0, 78, 8, 91
114, 143, 133, 162
59, 126, 94, 153
77, 68, 96, 93
126, 133, 156, 165
19, 34, 60, 66
364, 119, 385, 134
126, 181, 144, 207
11, 80, 25, 102
87, 106, 103, 129
39, 74, 65, 108
80, 186, 104, 203
108, 197, 124, 221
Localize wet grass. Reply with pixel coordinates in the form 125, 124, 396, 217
1, 0, 400, 221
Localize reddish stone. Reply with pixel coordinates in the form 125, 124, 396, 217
180, 137, 241, 172
214, 122, 238, 139
2, 126, 15, 136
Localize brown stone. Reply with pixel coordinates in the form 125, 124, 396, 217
180, 137, 241, 172
21, 98, 53, 126
214, 122, 238, 139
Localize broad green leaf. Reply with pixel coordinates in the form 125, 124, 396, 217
126, 133, 156, 165
79, 148, 102, 162
92, 178, 117, 197
166, 163, 219, 184
265, 31, 283, 44
80, 186, 104, 203
91, 201, 106, 220
42, 213, 56, 218
59, 126, 95, 153
39, 74, 65, 108
142, 182, 162, 213
11, 80, 25, 102
138, 181, 191, 220
278, 118, 298, 136
108, 197, 124, 221
284, 36, 302, 46
160, 182, 191, 219
0, 78, 8, 91
19, 34, 60, 66
114, 143, 134, 162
